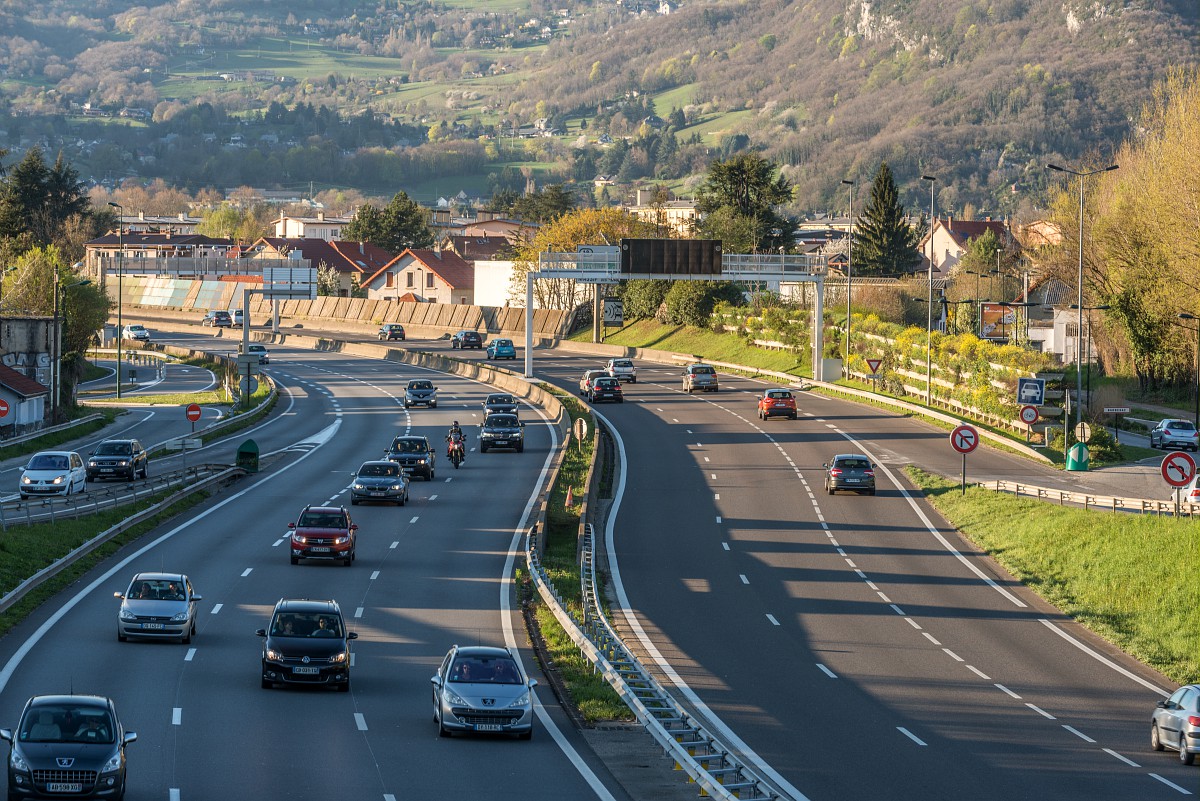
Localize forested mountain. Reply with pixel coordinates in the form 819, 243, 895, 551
0, 0, 1194, 214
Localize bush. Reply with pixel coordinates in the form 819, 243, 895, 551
622, 279, 671, 320
662, 280, 743, 327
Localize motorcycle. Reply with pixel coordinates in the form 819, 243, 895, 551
447, 438, 465, 468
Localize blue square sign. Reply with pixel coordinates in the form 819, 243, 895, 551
1017, 377, 1046, 406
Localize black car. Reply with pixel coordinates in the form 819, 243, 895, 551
480, 413, 525, 453
451, 330, 483, 349
404, 379, 438, 408
823, 454, 877, 495
2, 694, 137, 800
483, 393, 519, 416
86, 439, 148, 482
588, 376, 624, 403
384, 435, 436, 480
378, 323, 406, 341
257, 599, 357, 691
201, 310, 232, 327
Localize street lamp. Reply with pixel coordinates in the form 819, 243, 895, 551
1069, 303, 1110, 414
1179, 313, 1200, 427
1046, 162, 1119, 433
921, 175, 936, 405
108, 201, 124, 399
841, 179, 855, 367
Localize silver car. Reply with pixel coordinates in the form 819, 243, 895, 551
350, 460, 410, 506
19, 451, 86, 499
823, 454, 877, 496
115, 572, 202, 643
431, 645, 537, 739
1149, 418, 1199, 451
1152, 684, 1199, 765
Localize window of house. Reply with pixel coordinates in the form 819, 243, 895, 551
385, 272, 394, 288
426, 273, 435, 288
406, 272, 414, 288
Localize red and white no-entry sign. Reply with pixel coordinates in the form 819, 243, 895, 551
0, 399, 9, 418
185, 403, 202, 423
866, 358, 882, 375
1019, 405, 1039, 425
1161, 452, 1196, 488
950, 424, 980, 454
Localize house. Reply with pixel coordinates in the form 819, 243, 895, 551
252, 238, 396, 296
362, 248, 474, 305
625, 188, 697, 236
115, 212, 203, 235
273, 212, 353, 241
82, 232, 237, 280
0, 362, 49, 434
459, 217, 535, 241
916, 217, 1014, 278
440, 234, 515, 262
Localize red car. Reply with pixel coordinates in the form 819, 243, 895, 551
289, 505, 357, 566
757, 389, 798, 420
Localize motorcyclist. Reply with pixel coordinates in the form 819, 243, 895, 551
446, 422, 466, 461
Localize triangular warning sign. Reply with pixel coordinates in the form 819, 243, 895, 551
866, 359, 882, 374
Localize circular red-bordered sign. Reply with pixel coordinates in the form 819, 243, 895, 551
0, 399, 9, 418
1019, 405, 1039, 425
950, 424, 980, 454
185, 403, 202, 422
1161, 452, 1196, 488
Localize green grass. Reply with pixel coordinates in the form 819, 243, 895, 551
0, 408, 121, 462
678, 108, 756, 143
87, 390, 230, 406
582, 319, 810, 376
908, 467, 1200, 684
652, 83, 700, 114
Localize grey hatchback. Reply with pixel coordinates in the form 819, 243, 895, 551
823, 454, 877, 495
1152, 684, 1200, 765
1149, 419, 1199, 451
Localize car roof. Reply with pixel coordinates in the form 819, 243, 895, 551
28, 695, 111, 709
303, 505, 344, 514
274, 598, 341, 613
832, 453, 867, 461
131, 572, 186, 582
98, 438, 137, 444
31, 450, 79, 457
453, 645, 513, 659
358, 460, 398, 468
392, 435, 428, 442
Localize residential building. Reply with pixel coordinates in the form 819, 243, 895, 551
362, 249, 474, 304
917, 217, 1014, 279
625, 188, 697, 236
273, 212, 353, 241
252, 238, 395, 296
115, 212, 202, 235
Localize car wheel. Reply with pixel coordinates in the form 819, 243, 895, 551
351, 497, 359, 505
1183, 739, 1196, 765
428, 469, 435, 481
182, 627, 191, 645
398, 493, 407, 507
868, 488, 876, 496
339, 679, 351, 692
1152, 723, 1164, 751
519, 728, 533, 740
86, 474, 93, 483
261, 677, 273, 689
517, 444, 525, 453
290, 556, 299, 565
19, 493, 27, 500
431, 401, 437, 408
631, 377, 636, 383
481, 444, 489, 453
791, 414, 798, 420
117, 630, 127, 642
826, 483, 834, 495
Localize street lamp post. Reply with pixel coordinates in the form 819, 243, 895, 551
1180, 313, 1200, 427
108, 202, 124, 399
1046, 162, 1119, 435
841, 179, 855, 368
921, 175, 936, 405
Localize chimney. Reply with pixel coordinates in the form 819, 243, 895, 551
317, 211, 325, 221
138, 211, 145, 221
360, 241, 364, 255
947, 216, 953, 230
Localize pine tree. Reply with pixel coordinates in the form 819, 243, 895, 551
854, 162, 921, 277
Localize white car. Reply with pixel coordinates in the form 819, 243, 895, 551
122, 324, 150, 341
606, 358, 637, 383
20, 450, 87, 499
239, 342, 269, 364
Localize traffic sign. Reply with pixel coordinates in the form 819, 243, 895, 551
866, 358, 882, 375
1161, 452, 1196, 488
1103, 406, 1131, 415
1074, 422, 1092, 443
950, 424, 980, 454
573, 416, 588, 443
1017, 377, 1046, 406
1019, 405, 1039, 425
239, 376, 259, 396
0, 399, 8, 418
185, 403, 202, 422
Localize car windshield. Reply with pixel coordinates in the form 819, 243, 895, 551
297, 511, 347, 528
449, 655, 522, 684
613, 360, 632, 368
128, 325, 145, 332
95, 442, 132, 455
359, 463, 399, 477
836, 458, 870, 469
127, 578, 185, 601
408, 381, 433, 390
391, 439, 426, 453
20, 705, 114, 744
487, 415, 518, 428
249, 345, 265, 352
1166, 421, 1195, 431
595, 379, 618, 388
28, 454, 69, 470
767, 391, 792, 399
271, 612, 344, 638
488, 395, 514, 404
690, 366, 715, 375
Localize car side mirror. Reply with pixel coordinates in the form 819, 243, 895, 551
287, 522, 296, 529
350, 524, 358, 531
1156, 700, 1167, 709
428, 448, 435, 454
430, 676, 442, 687
822, 463, 829, 468
255, 629, 267, 637
348, 632, 359, 640
0, 729, 12, 743
123, 733, 137, 745
520, 422, 526, 427
114, 592, 124, 599
528, 679, 538, 688
191, 594, 203, 602
756, 395, 762, 400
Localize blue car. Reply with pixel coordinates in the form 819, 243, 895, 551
487, 338, 517, 360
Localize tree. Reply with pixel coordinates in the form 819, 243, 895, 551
621, 279, 670, 320
510, 184, 577, 224
0, 147, 94, 258
316, 263, 342, 296
342, 190, 434, 253
661, 280, 744, 327
694, 152, 795, 251
854, 163, 921, 277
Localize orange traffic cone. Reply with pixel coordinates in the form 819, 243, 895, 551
565, 486, 575, 509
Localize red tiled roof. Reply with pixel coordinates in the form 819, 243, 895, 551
0, 363, 48, 398
365, 249, 474, 290
255, 238, 396, 275
443, 235, 514, 261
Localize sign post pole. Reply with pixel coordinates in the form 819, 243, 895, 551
949, 423, 980, 495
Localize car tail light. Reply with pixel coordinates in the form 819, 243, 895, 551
863, 470, 875, 477
1188, 716, 1200, 727
829, 468, 842, 476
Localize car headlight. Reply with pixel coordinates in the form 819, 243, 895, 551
293, 535, 307, 544
334, 536, 349, 545
352, 483, 365, 490
21, 475, 31, 485
52, 475, 65, 485
390, 484, 404, 491
10, 750, 28, 771
265, 648, 283, 661
88, 460, 98, 468
330, 651, 347, 664
117, 460, 128, 467
416, 458, 426, 464
119, 607, 137, 621
444, 688, 467, 706
508, 691, 531, 708
101, 751, 121, 773
171, 611, 190, 622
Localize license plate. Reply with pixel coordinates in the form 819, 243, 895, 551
844, 478, 860, 483
475, 724, 502, 732
311, 547, 331, 553
370, 492, 386, 497
141, 622, 164, 630
101, 468, 114, 473
494, 440, 508, 446
47, 784, 83, 793
774, 403, 788, 407
293, 666, 319, 675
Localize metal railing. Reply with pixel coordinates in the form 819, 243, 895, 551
988, 479, 1200, 517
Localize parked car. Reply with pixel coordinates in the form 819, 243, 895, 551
1149, 418, 1199, 451
257, 599, 357, 691
350, 460, 410, 506
486, 338, 517, 360
239, 342, 269, 364
430, 645, 537, 739
384, 435, 436, 480
588, 376, 624, 403
115, 572, 201, 643
288, 505, 357, 566
20, 451, 86, 499
121, 324, 150, 342
451, 330, 484, 349
823, 454, 876, 495
1151, 683, 1199, 765
479, 413, 525, 453
378, 323, 406, 341
201, 310, 232, 327
578, 369, 608, 396
606, 358, 637, 383
483, 393, 519, 416
86, 439, 148, 482
757, 389, 798, 420
1, 694, 137, 798
404, 380, 438, 409
682, 363, 719, 393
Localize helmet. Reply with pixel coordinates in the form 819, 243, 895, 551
452, 420, 460, 427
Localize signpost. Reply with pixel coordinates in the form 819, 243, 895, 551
865, 358, 882, 391
1161, 452, 1197, 515
572, 416, 588, 449
1017, 377, 1046, 406
1019, 404, 1038, 442
1104, 406, 1130, 445
1074, 421, 1092, 443
186, 402, 201, 434
949, 423, 979, 495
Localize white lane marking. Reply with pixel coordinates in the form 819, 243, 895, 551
716, 516, 722, 524
354, 607, 364, 618
943, 648, 964, 662
994, 683, 1021, 699
184, 649, 196, 662
350, 653, 356, 667
766, 614, 780, 626
170, 790, 180, 801
1062, 725, 1095, 743
714, 493, 719, 500
889, 604, 906, 616
385, 795, 397, 801
854, 569, 866, 579
845, 558, 857, 568
865, 580, 879, 591
210, 604, 223, 614
965, 664, 990, 680
876, 591, 892, 603
704, 457, 710, 462
721, 542, 730, 551
904, 618, 922, 630
240, 568, 252, 577
897, 727, 927, 746
430, 494, 438, 500
272, 538, 285, 547
1026, 703, 1056, 719
370, 570, 380, 580
172, 708, 182, 725
1149, 774, 1193, 794
739, 574, 749, 585
711, 473, 717, 480
1038, 619, 1170, 695
923, 632, 941, 646
410, 516, 419, 524
354, 713, 368, 731
390, 541, 399, 549
816, 664, 838, 679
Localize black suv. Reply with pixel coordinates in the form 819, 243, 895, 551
483, 393, 519, 416
378, 324, 406, 341
257, 599, 358, 691
201, 310, 232, 327
86, 439, 148, 482
451, 330, 483, 349
384, 435, 436, 480
480, 413, 525, 453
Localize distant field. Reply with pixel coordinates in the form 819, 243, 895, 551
652, 83, 700, 114
679, 109, 756, 144
437, 0, 531, 11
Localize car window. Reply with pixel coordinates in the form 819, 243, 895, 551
1167, 421, 1195, 431
766, 391, 791, 399
29, 454, 68, 470
95, 442, 131, 455
690, 365, 715, 374
836, 458, 870, 469
487, 415, 518, 427
614, 360, 632, 367
449, 655, 521, 684
21, 705, 114, 744
409, 381, 433, 390
595, 379, 618, 388
360, 463, 397, 477
489, 395, 514, 404
298, 511, 347, 528
393, 439, 425, 453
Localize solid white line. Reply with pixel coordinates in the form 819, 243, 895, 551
816, 663, 838, 679
354, 607, 364, 618
766, 614, 780, 626
1148, 773, 1193, 794
370, 570, 380, 580
240, 568, 252, 577
210, 604, 222, 614
739, 574, 749, 585
943, 648, 964, 662
995, 683, 1021, 698
172, 708, 182, 725
1038, 619, 1170, 695
1026, 703, 1055, 719
184, 648, 196, 662
965, 664, 990, 680
1102, 748, 1139, 767
897, 727, 927, 746
1062, 725, 1095, 743
390, 541, 399, 549
354, 713, 368, 731
923, 632, 942, 646
722, 542, 730, 551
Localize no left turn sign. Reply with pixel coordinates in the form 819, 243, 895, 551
950, 424, 980, 454
1161, 452, 1196, 488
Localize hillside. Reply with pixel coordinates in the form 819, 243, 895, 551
0, 0, 1194, 214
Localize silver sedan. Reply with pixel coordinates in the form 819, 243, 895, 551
431, 645, 537, 739
350, 461, 410, 506
115, 572, 202, 643
1152, 684, 1199, 765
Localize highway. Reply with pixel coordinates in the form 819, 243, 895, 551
0, 323, 1191, 800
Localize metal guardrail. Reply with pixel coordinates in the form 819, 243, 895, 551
527, 524, 783, 801
0, 414, 105, 448
988, 479, 1200, 517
